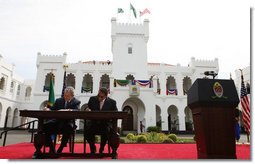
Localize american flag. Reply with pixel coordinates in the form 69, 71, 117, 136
61, 70, 67, 98
140, 8, 151, 17
240, 73, 250, 134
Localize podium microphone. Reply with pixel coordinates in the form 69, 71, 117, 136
204, 71, 218, 79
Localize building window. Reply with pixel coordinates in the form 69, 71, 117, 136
67, 73, 76, 89
25, 86, 32, 97
128, 43, 133, 54
100, 74, 110, 89
82, 73, 93, 93
17, 85, 21, 95
0, 77, 5, 90
10, 81, 14, 93
166, 76, 177, 95
43, 73, 55, 92
183, 76, 192, 95
128, 47, 132, 54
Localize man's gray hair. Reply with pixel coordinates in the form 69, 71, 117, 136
64, 86, 75, 96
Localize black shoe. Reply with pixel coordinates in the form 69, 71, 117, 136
99, 147, 104, 154
50, 148, 56, 153
90, 145, 96, 155
57, 146, 64, 153
49, 146, 55, 154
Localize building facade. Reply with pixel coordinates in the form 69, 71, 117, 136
29, 18, 219, 133
0, 55, 34, 129
4, 17, 251, 134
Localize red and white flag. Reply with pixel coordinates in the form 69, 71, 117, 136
140, 8, 151, 17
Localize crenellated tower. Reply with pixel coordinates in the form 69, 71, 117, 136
111, 17, 149, 79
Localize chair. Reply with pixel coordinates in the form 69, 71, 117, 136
83, 120, 111, 154
43, 123, 76, 154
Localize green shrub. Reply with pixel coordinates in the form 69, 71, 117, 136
146, 132, 162, 143
136, 135, 147, 143
140, 132, 147, 136
126, 133, 135, 140
120, 138, 125, 143
147, 126, 161, 133
158, 133, 167, 143
163, 138, 174, 143
168, 133, 177, 143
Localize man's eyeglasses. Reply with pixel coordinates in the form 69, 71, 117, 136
98, 95, 105, 99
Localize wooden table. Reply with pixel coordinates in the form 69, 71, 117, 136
19, 110, 128, 159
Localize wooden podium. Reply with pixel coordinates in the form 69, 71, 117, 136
187, 79, 239, 159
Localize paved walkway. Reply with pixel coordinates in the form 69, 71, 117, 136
0, 130, 251, 147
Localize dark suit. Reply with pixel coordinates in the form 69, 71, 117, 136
43, 97, 81, 149
85, 96, 118, 152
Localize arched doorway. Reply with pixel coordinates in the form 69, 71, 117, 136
184, 106, 193, 131
121, 97, 145, 133
121, 106, 133, 131
12, 108, 19, 127
167, 105, 179, 132
40, 101, 48, 110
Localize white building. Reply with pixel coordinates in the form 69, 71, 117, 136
1, 17, 234, 134
29, 18, 219, 133
0, 55, 34, 129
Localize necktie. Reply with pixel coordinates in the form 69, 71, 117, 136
64, 101, 67, 109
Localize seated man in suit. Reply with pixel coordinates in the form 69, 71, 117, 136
43, 86, 81, 153
85, 87, 118, 155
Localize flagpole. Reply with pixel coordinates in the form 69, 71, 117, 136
61, 64, 68, 98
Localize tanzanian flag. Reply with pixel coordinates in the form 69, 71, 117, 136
47, 75, 55, 107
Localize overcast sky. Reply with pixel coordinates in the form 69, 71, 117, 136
0, 0, 253, 80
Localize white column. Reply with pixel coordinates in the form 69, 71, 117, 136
75, 69, 83, 96
161, 103, 169, 131
159, 71, 166, 96
109, 76, 115, 94
152, 76, 158, 93
178, 102, 186, 131
176, 72, 183, 96
93, 70, 100, 94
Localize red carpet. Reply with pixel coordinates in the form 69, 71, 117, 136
0, 143, 250, 160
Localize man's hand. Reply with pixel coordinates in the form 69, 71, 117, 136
43, 107, 50, 111
85, 108, 91, 111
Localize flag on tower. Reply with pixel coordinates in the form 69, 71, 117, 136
140, 8, 151, 17
47, 74, 55, 107
118, 8, 124, 13
61, 70, 67, 98
130, 3, 137, 18
240, 72, 250, 135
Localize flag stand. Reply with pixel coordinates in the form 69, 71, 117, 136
246, 132, 250, 143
